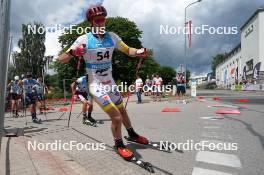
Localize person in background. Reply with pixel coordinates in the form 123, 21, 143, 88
154, 74, 163, 102
71, 75, 95, 125
23, 72, 42, 123
7, 76, 22, 117
176, 73, 186, 102
33, 77, 47, 114
151, 74, 157, 100
135, 75, 143, 104
144, 75, 152, 96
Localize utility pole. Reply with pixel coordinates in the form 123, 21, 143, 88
0, 0, 11, 152
184, 0, 202, 89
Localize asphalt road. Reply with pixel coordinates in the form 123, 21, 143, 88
1, 90, 264, 175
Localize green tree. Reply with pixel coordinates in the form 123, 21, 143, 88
44, 74, 59, 88
12, 23, 46, 77
211, 53, 226, 77
54, 17, 160, 85
158, 66, 176, 84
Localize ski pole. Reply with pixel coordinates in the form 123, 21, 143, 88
125, 48, 147, 109
67, 44, 85, 127
67, 94, 75, 127
23, 90, 28, 125
43, 94, 47, 121
67, 55, 82, 127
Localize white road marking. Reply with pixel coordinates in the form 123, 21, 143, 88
204, 126, 220, 129
202, 132, 219, 138
192, 167, 233, 175
207, 105, 239, 109
196, 151, 242, 168
200, 117, 224, 120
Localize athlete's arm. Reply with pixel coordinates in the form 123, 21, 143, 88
58, 52, 72, 63
117, 41, 148, 57
110, 32, 148, 58
58, 35, 87, 64
117, 41, 137, 56
71, 82, 77, 95
7, 82, 12, 88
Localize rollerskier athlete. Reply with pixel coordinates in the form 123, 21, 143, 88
71, 75, 97, 126
59, 4, 149, 161
23, 72, 42, 124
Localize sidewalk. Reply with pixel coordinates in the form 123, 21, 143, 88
1, 135, 88, 175
0, 94, 159, 175
0, 94, 209, 175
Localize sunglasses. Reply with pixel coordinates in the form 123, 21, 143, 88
94, 18, 106, 24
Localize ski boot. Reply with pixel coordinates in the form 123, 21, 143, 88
115, 139, 134, 161
83, 116, 97, 126
32, 117, 42, 124
126, 127, 149, 145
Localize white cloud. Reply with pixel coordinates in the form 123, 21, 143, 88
11, 0, 264, 74
45, 30, 63, 57
11, 0, 89, 57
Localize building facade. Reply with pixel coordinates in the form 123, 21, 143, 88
216, 8, 264, 89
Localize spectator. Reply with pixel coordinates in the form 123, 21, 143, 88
7, 76, 22, 117
135, 75, 143, 104
144, 75, 152, 96
176, 73, 186, 101
154, 74, 163, 102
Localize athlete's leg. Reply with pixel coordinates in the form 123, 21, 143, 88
117, 105, 131, 128
108, 88, 148, 144
87, 101, 93, 118
29, 93, 39, 122
11, 100, 16, 117
89, 84, 123, 139
105, 106, 122, 139
82, 100, 88, 113
37, 99, 43, 114
11, 94, 17, 117
14, 99, 19, 116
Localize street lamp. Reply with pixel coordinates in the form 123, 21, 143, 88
0, 0, 11, 151
184, 0, 202, 87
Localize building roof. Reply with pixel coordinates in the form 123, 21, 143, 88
240, 7, 264, 30
215, 43, 241, 69
216, 7, 264, 69
225, 43, 241, 58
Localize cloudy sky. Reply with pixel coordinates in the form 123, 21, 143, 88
10, 0, 264, 75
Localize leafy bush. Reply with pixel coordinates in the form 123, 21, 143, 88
205, 82, 217, 89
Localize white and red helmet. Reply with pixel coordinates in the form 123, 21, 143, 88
86, 4, 107, 22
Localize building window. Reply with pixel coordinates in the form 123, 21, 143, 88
245, 25, 254, 38
246, 59, 253, 71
